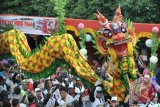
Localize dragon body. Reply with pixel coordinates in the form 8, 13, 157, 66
0, 6, 138, 101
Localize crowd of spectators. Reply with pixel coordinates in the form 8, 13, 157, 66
0, 57, 160, 107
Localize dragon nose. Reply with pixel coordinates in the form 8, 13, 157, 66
113, 33, 125, 41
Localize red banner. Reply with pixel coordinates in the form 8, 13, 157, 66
0, 15, 56, 35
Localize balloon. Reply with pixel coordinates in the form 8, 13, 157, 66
145, 39, 153, 48
150, 56, 158, 64
80, 48, 87, 55
80, 48, 87, 60
85, 34, 92, 42
78, 23, 84, 29
152, 27, 159, 33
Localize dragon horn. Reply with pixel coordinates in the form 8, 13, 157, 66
116, 4, 122, 16
94, 10, 108, 24
113, 4, 122, 22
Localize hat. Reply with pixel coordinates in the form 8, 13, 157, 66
96, 86, 102, 91
45, 77, 50, 81
76, 78, 80, 81
52, 80, 59, 85
22, 79, 30, 83
35, 88, 41, 92
111, 96, 118, 101
144, 75, 150, 79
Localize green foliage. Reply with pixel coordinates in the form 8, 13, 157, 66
1, 0, 56, 16
0, 24, 14, 34
79, 29, 87, 49
119, 0, 160, 23
149, 31, 159, 72
50, 0, 67, 35
1, 0, 159, 23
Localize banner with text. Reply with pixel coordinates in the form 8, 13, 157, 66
0, 15, 56, 35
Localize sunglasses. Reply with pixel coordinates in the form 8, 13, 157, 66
111, 100, 117, 103
97, 91, 102, 93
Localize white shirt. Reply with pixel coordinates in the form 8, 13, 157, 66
147, 102, 160, 107
0, 84, 7, 93
45, 96, 55, 107
70, 93, 80, 101
58, 94, 74, 107
75, 86, 85, 94
91, 96, 105, 107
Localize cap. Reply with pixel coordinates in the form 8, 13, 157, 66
111, 96, 118, 101
76, 78, 80, 81
144, 75, 150, 79
35, 88, 41, 92
143, 75, 151, 83
96, 86, 102, 91
22, 79, 30, 83
52, 80, 59, 85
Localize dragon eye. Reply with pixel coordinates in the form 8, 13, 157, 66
121, 23, 127, 33
103, 28, 112, 38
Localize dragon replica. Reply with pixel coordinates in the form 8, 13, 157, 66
0, 6, 137, 101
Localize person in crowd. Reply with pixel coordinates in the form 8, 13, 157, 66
146, 93, 159, 107
34, 88, 44, 103
100, 62, 108, 79
68, 82, 82, 105
21, 79, 31, 104
19, 103, 27, 107
1, 90, 11, 107
12, 73, 22, 86
107, 96, 119, 107
136, 75, 155, 106
28, 93, 36, 107
123, 94, 129, 107
33, 81, 40, 90
154, 63, 160, 102
0, 74, 7, 93
11, 86, 23, 101
57, 86, 74, 106
90, 86, 106, 107
50, 73, 56, 82
43, 79, 53, 94
75, 78, 85, 94
43, 79, 56, 107
56, 67, 61, 78
130, 101, 138, 107
38, 78, 44, 90
43, 91, 56, 107
12, 98, 20, 107
92, 59, 100, 70
81, 87, 91, 107
52, 80, 61, 101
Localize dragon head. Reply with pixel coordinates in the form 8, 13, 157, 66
96, 5, 134, 57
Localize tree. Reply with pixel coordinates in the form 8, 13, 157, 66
0, 0, 160, 23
